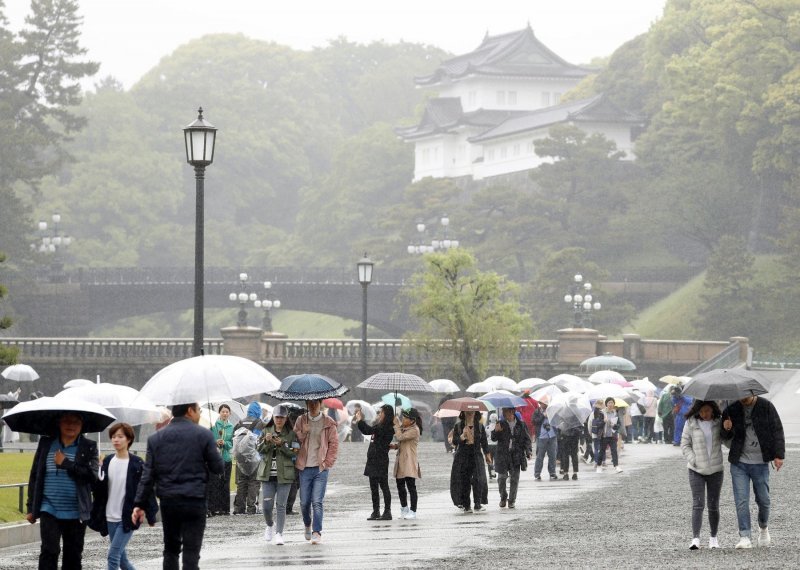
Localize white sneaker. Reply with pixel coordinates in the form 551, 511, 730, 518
304, 526, 312, 541
274, 533, 284, 546
689, 538, 700, 550
596, 466, 602, 473
734, 536, 753, 549
404, 510, 416, 520
264, 525, 274, 542
758, 527, 771, 547
709, 536, 719, 549
311, 532, 322, 545
400, 506, 409, 517
615, 466, 623, 473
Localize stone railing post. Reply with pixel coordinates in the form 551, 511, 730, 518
220, 326, 262, 361
729, 336, 750, 364
556, 328, 600, 365
622, 333, 642, 362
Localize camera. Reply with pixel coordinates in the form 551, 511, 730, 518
543, 422, 551, 431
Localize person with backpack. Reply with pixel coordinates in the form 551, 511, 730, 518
353, 404, 395, 521
208, 404, 233, 516
256, 405, 298, 546
232, 402, 265, 515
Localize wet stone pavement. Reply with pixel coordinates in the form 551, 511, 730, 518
1, 440, 800, 569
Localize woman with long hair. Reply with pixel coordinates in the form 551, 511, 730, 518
256, 405, 298, 546
680, 399, 724, 550
449, 410, 489, 513
393, 408, 422, 519
353, 403, 395, 520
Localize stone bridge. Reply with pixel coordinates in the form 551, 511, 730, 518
3, 265, 698, 337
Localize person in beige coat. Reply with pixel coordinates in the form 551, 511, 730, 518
680, 400, 724, 551
392, 408, 422, 520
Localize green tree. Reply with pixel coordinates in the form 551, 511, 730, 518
0, 251, 19, 365
402, 249, 530, 385
695, 235, 764, 340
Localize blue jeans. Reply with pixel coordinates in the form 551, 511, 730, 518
298, 466, 329, 534
107, 521, 134, 570
730, 462, 770, 537
534, 437, 557, 477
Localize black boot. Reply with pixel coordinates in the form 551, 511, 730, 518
379, 509, 392, 520
367, 510, 381, 520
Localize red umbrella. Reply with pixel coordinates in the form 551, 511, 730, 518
322, 398, 344, 410
439, 397, 488, 413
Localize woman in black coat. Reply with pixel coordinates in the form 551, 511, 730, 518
450, 410, 489, 513
354, 404, 395, 520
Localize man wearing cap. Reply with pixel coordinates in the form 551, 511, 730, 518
27, 412, 99, 570
294, 399, 339, 544
133, 403, 223, 570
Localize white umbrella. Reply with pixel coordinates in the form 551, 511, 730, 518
631, 378, 658, 393
484, 376, 518, 391
200, 400, 249, 423
548, 374, 592, 393
346, 399, 377, 421
546, 392, 593, 430
527, 384, 566, 404
1, 364, 39, 382
137, 355, 281, 406
517, 378, 547, 391
587, 370, 627, 384
465, 381, 493, 394
587, 383, 630, 403
55, 383, 161, 426
63, 379, 95, 389
428, 379, 460, 394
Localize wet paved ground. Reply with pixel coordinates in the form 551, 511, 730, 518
2, 369, 799, 569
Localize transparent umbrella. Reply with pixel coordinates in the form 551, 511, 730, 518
1, 364, 39, 382
546, 392, 593, 430
55, 383, 161, 426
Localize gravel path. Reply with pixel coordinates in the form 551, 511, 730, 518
1, 440, 798, 569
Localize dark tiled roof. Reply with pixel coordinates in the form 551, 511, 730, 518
468, 94, 642, 143
395, 100, 529, 141
416, 25, 593, 86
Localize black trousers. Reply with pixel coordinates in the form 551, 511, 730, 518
285, 469, 300, 512
160, 498, 206, 570
560, 435, 580, 473
208, 461, 232, 514
396, 477, 418, 511
39, 512, 86, 570
369, 475, 391, 511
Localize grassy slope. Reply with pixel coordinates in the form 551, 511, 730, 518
0, 452, 34, 523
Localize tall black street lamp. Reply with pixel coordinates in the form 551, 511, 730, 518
254, 281, 281, 332
564, 273, 601, 328
229, 272, 257, 327
184, 108, 217, 356
357, 253, 374, 380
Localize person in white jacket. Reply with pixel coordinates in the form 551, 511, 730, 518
680, 400, 724, 551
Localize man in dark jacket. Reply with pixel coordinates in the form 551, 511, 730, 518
26, 412, 98, 570
721, 394, 785, 549
490, 408, 532, 508
133, 402, 223, 570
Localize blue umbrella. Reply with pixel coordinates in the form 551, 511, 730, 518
381, 392, 412, 410
478, 390, 528, 409
267, 374, 348, 401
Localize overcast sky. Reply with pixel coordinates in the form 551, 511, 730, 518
6, 0, 667, 89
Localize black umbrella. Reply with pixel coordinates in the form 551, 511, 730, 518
682, 369, 769, 401
2, 397, 116, 435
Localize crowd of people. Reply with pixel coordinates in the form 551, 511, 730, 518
21, 384, 786, 568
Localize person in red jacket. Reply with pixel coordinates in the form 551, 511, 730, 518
519, 390, 539, 436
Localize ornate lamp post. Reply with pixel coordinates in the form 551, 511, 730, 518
229, 272, 257, 327
34, 213, 72, 282
357, 253, 374, 380
184, 107, 217, 356
407, 214, 459, 255
254, 281, 281, 332
564, 273, 601, 328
